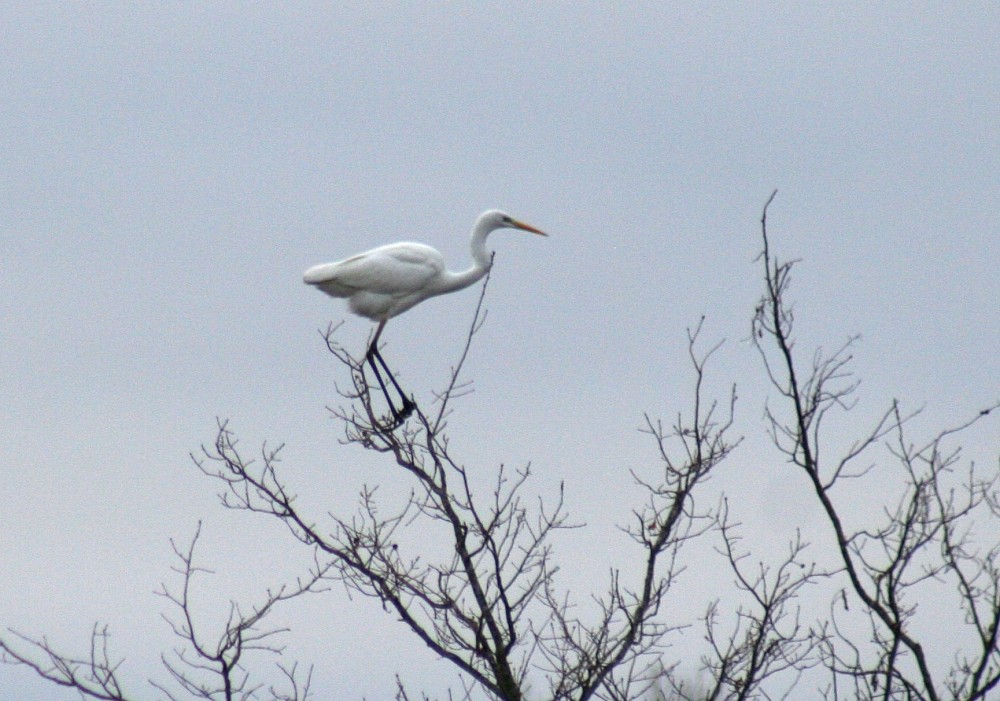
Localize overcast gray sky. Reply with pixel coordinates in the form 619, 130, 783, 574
2, 4, 999, 699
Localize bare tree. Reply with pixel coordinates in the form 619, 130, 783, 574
531, 320, 739, 701
193, 277, 740, 701
751, 190, 1000, 700
151, 522, 327, 701
4, 195, 998, 701
1, 623, 130, 701
1, 523, 325, 701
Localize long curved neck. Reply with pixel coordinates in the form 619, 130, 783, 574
434, 218, 495, 294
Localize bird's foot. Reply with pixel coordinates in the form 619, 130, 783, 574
375, 398, 417, 433
388, 398, 416, 428
399, 397, 416, 419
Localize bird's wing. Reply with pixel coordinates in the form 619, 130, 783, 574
305, 243, 445, 296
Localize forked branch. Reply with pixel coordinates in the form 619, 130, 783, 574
752, 191, 1000, 701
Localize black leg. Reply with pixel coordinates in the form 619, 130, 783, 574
363, 323, 415, 428
365, 351, 396, 413
371, 348, 415, 419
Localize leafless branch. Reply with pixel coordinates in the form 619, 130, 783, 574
148, 520, 326, 701
12, 194, 997, 701
196, 275, 582, 700
753, 191, 1000, 701
700, 499, 825, 700
534, 320, 739, 701
0, 623, 131, 701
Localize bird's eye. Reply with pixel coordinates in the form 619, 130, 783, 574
502, 216, 512, 224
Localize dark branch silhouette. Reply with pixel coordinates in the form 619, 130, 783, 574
4, 195, 998, 701
752, 190, 1000, 701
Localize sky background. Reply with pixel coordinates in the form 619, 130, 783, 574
2, 3, 998, 699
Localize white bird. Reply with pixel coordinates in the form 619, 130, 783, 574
304, 209, 547, 426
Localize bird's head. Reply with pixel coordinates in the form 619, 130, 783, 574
480, 209, 548, 237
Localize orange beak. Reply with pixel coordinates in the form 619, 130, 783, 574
512, 219, 548, 237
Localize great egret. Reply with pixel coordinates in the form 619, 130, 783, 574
304, 209, 547, 427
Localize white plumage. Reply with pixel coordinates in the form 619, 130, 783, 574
304, 210, 546, 323
304, 243, 448, 321
304, 209, 546, 427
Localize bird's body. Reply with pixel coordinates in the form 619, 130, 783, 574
304, 209, 546, 428
305, 242, 457, 321
304, 209, 545, 323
